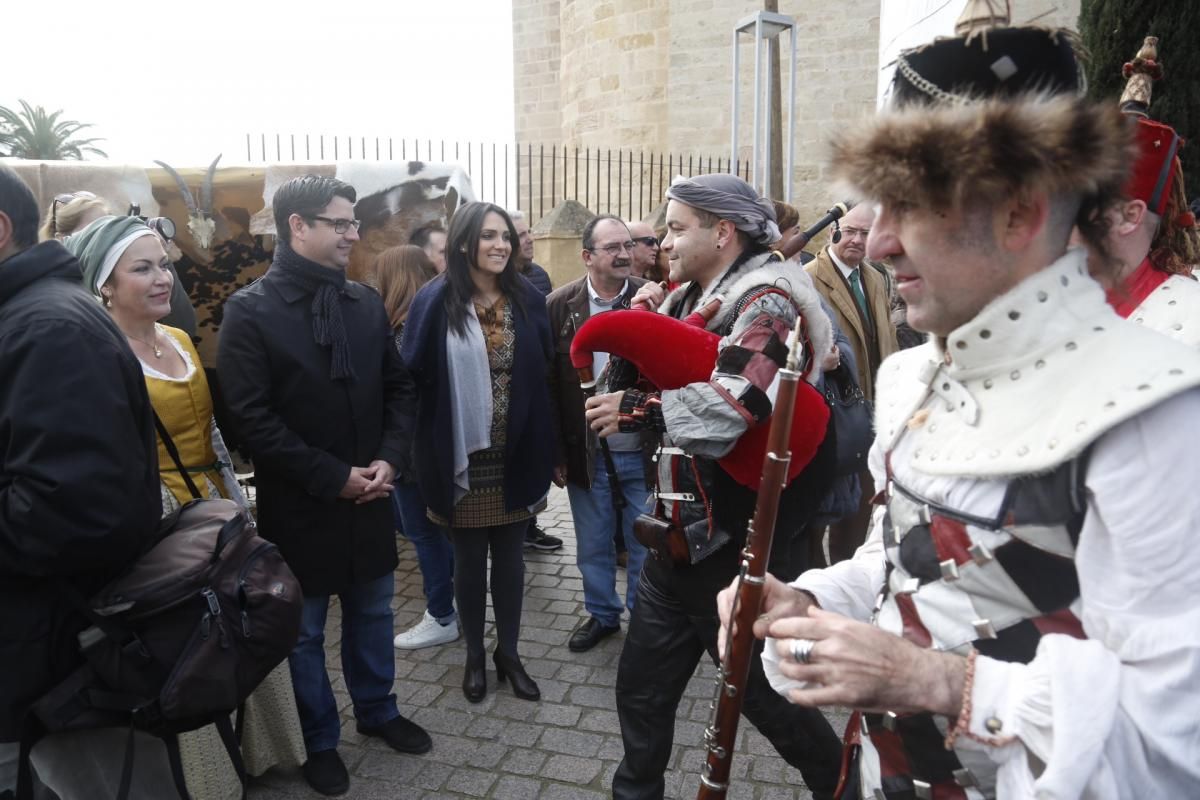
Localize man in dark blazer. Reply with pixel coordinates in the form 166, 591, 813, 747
218, 176, 428, 796
547, 215, 649, 652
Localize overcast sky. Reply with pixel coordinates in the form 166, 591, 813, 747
1, 0, 515, 168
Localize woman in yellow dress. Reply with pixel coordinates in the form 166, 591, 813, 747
65, 215, 305, 799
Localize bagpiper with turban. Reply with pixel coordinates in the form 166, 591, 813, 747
1083, 35, 1200, 345
582, 172, 845, 799
717, 6, 1200, 799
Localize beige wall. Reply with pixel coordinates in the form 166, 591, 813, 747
514, 0, 1081, 231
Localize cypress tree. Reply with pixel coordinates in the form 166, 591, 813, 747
1078, 0, 1200, 200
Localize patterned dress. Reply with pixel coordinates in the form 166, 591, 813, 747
429, 296, 547, 528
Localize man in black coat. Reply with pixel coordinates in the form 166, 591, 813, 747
218, 175, 427, 796
0, 166, 162, 794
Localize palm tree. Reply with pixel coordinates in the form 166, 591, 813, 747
0, 100, 107, 160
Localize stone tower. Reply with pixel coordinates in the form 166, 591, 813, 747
513, 0, 1080, 230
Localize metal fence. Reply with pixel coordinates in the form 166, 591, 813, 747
246, 134, 752, 223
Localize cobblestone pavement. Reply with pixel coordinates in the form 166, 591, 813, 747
248, 487, 849, 799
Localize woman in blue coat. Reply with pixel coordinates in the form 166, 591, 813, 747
401, 202, 554, 703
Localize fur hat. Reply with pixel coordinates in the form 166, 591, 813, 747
830, 26, 1136, 211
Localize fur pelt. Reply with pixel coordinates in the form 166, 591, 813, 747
830, 94, 1136, 211
661, 253, 832, 385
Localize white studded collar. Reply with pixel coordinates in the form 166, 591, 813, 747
874, 250, 1200, 478
1129, 273, 1200, 349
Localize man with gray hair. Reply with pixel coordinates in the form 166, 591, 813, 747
585, 173, 843, 799
509, 209, 553, 296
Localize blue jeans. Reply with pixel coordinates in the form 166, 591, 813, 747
566, 449, 650, 627
288, 572, 399, 754
392, 482, 456, 623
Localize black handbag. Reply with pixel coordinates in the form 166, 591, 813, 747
823, 363, 873, 477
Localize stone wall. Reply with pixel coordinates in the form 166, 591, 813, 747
514, 0, 1082, 233
513, 0, 563, 146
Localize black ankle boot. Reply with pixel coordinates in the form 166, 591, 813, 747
493, 649, 540, 701
463, 651, 487, 703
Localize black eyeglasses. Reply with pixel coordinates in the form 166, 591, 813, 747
632, 236, 659, 248
308, 215, 362, 234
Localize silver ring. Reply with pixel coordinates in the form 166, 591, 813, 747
790, 638, 816, 665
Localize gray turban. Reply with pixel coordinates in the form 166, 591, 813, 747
665, 174, 781, 245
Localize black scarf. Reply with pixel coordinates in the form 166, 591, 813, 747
273, 241, 357, 382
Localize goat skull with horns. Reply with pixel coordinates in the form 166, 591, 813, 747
154, 155, 221, 250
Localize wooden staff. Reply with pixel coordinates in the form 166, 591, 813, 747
696, 316, 808, 800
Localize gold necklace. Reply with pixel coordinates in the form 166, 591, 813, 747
126, 327, 162, 358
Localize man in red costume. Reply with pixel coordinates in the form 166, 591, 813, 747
1083, 37, 1200, 344
584, 173, 844, 800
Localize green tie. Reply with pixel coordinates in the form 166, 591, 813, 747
848, 267, 869, 320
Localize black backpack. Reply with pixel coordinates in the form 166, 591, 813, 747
19, 416, 303, 800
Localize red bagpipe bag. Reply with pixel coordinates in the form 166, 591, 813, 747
570, 307, 830, 490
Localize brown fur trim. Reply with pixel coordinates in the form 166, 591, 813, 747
830, 95, 1136, 211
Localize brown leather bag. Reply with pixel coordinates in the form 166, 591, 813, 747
633, 513, 690, 567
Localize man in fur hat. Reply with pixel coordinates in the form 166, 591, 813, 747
1080, 36, 1200, 346
584, 172, 844, 799
719, 19, 1200, 800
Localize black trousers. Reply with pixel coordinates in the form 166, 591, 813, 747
612, 570, 843, 800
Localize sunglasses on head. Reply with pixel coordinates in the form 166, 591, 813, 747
50, 191, 99, 237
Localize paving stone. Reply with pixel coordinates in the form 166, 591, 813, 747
539, 753, 602, 784
533, 702, 583, 728
442, 767, 497, 797
354, 749, 426, 783
492, 774, 544, 800
577, 708, 621, 734
499, 747, 548, 776
540, 785, 607, 800
537, 727, 604, 757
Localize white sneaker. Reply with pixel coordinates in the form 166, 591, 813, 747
394, 610, 459, 650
